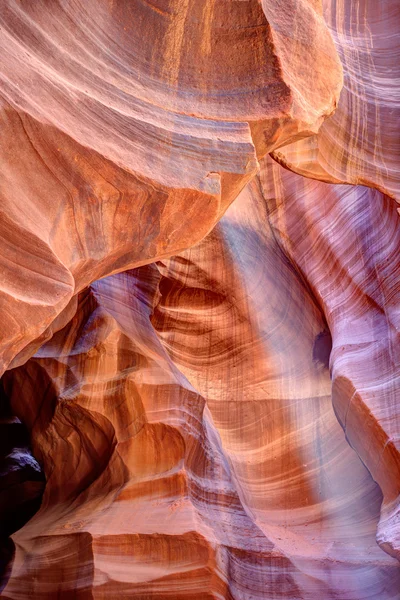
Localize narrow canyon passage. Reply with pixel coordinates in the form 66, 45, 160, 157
1, 162, 399, 598
0, 0, 399, 598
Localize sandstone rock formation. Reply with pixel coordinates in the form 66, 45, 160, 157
259, 156, 400, 564
0, 0, 342, 375
0, 0, 399, 598
272, 0, 400, 199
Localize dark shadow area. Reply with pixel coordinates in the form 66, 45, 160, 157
312, 329, 333, 370
0, 379, 45, 589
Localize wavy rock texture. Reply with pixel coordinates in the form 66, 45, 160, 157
272, 0, 400, 199
0, 0, 399, 599
259, 156, 400, 563
2, 181, 400, 598
0, 0, 341, 374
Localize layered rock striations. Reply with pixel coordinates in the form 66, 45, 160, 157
0, 0, 399, 599
3, 189, 400, 597
0, 0, 341, 375
272, 0, 400, 199
259, 155, 400, 562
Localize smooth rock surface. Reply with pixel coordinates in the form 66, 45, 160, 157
0, 0, 341, 375
272, 0, 400, 199
2, 179, 400, 596
0, 0, 399, 599
259, 155, 400, 562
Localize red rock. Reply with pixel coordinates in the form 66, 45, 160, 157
0, 0, 399, 599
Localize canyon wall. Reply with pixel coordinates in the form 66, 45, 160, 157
0, 0, 399, 598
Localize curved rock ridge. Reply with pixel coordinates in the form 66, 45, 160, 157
0, 1, 399, 599
0, 0, 342, 375
272, 0, 400, 199
258, 155, 400, 561
2, 170, 400, 598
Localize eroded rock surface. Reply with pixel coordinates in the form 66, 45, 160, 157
0, 0, 341, 375
2, 187, 400, 596
259, 155, 400, 562
0, 0, 399, 599
273, 0, 400, 199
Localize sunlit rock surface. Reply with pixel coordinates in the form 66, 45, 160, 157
259, 155, 400, 563
272, 0, 400, 199
0, 0, 399, 598
0, 0, 341, 375
2, 184, 400, 597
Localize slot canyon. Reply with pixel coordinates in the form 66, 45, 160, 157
0, 0, 399, 598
